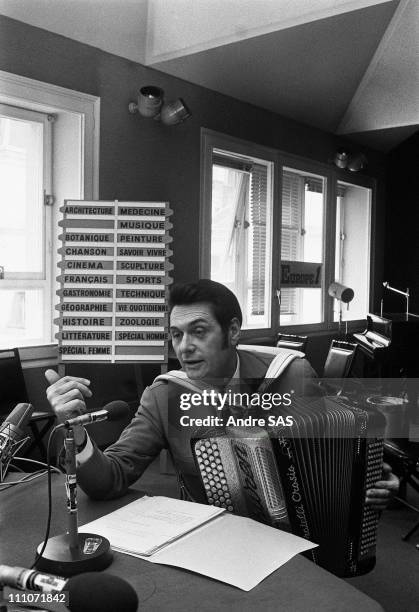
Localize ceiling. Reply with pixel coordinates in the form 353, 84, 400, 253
0, 0, 417, 152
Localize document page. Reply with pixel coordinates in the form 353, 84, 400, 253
80, 495, 225, 556
144, 512, 317, 591
82, 496, 316, 591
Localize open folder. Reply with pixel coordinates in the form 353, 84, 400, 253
81, 496, 225, 556
80, 496, 317, 591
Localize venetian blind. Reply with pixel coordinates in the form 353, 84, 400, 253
249, 163, 267, 315
280, 172, 303, 315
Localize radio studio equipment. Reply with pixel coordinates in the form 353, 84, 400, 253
192, 396, 386, 577
35, 401, 130, 577
0, 565, 138, 612
0, 403, 34, 482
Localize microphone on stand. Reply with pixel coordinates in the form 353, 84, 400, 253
63, 401, 129, 429
0, 564, 138, 612
0, 403, 34, 482
35, 401, 130, 577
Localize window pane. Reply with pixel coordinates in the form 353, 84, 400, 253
0, 115, 44, 275
335, 182, 371, 321
280, 288, 322, 324
280, 169, 325, 325
211, 151, 272, 329
0, 289, 44, 348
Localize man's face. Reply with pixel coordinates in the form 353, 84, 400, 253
169, 302, 239, 382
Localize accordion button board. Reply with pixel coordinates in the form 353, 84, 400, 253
191, 396, 386, 578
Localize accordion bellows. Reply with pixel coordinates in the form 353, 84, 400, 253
192, 396, 385, 577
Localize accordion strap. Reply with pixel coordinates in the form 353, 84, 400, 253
258, 348, 303, 393
154, 347, 303, 393
153, 370, 209, 392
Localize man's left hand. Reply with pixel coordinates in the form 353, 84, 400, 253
365, 462, 400, 511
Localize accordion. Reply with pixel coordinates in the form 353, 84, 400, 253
191, 396, 385, 577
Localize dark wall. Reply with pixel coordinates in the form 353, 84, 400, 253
384, 132, 419, 314
0, 15, 386, 287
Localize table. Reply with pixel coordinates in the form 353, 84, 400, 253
0, 473, 383, 612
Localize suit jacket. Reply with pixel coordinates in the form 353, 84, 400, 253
77, 349, 319, 502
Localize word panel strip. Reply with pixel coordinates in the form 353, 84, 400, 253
56, 200, 173, 363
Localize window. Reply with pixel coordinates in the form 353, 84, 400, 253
0, 71, 99, 358
334, 181, 371, 322
201, 132, 278, 332
210, 151, 273, 329
0, 105, 52, 348
201, 129, 374, 336
280, 168, 325, 325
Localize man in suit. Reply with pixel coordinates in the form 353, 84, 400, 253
45, 279, 398, 506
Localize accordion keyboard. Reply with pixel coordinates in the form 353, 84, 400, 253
194, 439, 235, 512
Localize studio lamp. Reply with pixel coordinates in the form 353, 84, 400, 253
333, 150, 350, 169
129, 86, 191, 126
347, 152, 367, 172
160, 98, 191, 126
128, 86, 163, 118
328, 281, 354, 336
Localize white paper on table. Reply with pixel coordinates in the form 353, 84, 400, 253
141, 513, 317, 591
80, 495, 225, 556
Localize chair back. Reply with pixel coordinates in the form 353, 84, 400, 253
276, 333, 308, 353
0, 348, 29, 420
323, 340, 357, 379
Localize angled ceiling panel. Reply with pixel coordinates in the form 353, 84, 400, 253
345, 124, 418, 152
145, 0, 395, 64
338, 0, 419, 135
153, 2, 399, 133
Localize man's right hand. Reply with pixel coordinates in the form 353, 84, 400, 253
45, 369, 93, 447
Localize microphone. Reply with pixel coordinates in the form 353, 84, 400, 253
34, 405, 132, 575
67, 572, 138, 612
64, 401, 129, 429
0, 403, 34, 482
0, 564, 67, 593
0, 403, 34, 449
0, 565, 138, 612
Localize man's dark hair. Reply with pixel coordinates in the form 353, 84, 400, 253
169, 279, 242, 339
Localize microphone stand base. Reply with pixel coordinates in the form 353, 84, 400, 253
35, 532, 113, 577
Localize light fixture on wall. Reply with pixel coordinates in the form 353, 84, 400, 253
333, 149, 367, 172
333, 150, 350, 169
347, 152, 368, 172
128, 85, 191, 126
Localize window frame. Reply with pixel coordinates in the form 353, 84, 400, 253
200, 128, 377, 339
200, 129, 281, 340
0, 70, 100, 366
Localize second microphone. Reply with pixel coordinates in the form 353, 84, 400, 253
63, 400, 130, 429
